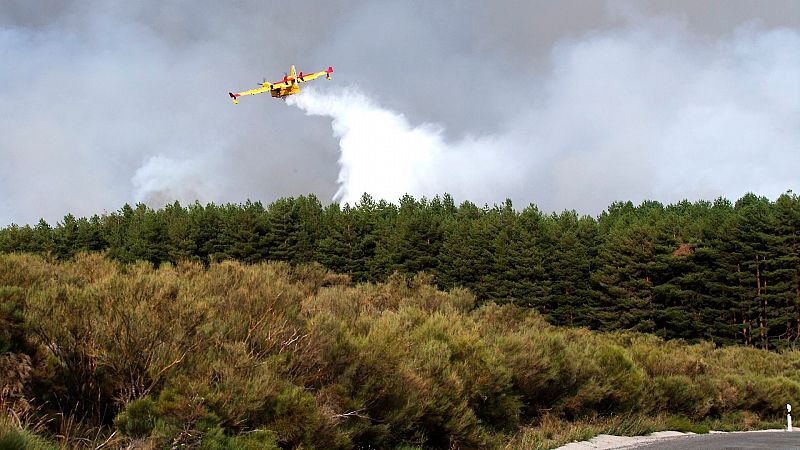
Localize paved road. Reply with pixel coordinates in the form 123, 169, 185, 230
632, 431, 799, 449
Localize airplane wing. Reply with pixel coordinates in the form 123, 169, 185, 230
297, 66, 334, 83
237, 85, 272, 96
228, 85, 271, 104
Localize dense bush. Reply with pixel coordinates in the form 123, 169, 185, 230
1, 253, 798, 449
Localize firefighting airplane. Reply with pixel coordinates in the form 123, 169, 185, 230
228, 65, 333, 103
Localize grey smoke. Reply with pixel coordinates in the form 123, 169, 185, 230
0, 0, 798, 226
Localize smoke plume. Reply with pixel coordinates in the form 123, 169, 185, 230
288, 23, 800, 211
0, 1, 798, 225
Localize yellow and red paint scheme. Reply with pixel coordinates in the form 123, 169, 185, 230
229, 65, 333, 104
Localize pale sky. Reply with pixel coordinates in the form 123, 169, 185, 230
1, 0, 798, 225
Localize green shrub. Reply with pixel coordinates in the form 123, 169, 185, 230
231, 430, 280, 450
0, 423, 58, 450
559, 337, 645, 417
666, 415, 692, 432
0, 253, 57, 288
702, 411, 761, 431
493, 323, 575, 415
0, 287, 28, 354
648, 375, 717, 418
269, 385, 320, 446
156, 384, 214, 426
601, 413, 660, 436
198, 425, 230, 450
114, 396, 159, 438
728, 375, 800, 415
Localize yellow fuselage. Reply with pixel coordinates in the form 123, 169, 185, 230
271, 84, 301, 98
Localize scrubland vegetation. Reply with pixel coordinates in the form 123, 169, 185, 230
1, 253, 798, 449
2, 192, 799, 351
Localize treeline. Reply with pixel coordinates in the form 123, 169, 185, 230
1, 192, 799, 349
1, 255, 798, 449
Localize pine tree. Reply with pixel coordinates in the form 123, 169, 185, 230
591, 202, 662, 332
766, 192, 800, 349
485, 201, 546, 307
732, 194, 776, 349
373, 195, 442, 278
437, 200, 494, 299
264, 195, 322, 264
126, 204, 170, 265
161, 201, 196, 262
186, 202, 226, 264
543, 211, 598, 327
219, 201, 270, 263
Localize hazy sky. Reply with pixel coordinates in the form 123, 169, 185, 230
1, 0, 798, 225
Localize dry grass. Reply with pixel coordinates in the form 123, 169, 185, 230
504, 414, 664, 450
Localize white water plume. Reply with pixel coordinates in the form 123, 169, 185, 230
286, 87, 524, 205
